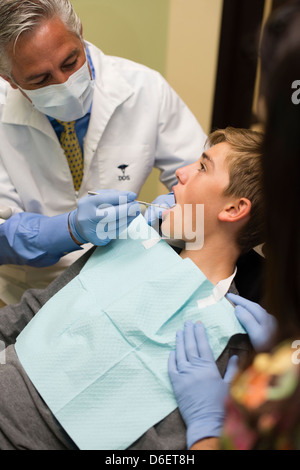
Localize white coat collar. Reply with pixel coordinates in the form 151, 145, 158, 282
1, 84, 58, 139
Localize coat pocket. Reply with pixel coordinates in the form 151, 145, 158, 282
95, 145, 153, 194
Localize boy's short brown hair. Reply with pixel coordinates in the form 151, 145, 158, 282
207, 127, 265, 254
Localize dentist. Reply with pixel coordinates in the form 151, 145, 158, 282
0, 0, 206, 303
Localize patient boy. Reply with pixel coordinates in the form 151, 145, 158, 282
0, 127, 264, 450
161, 127, 264, 284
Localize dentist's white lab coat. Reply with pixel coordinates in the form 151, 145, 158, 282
0, 42, 207, 304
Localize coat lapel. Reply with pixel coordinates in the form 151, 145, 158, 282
82, 46, 134, 178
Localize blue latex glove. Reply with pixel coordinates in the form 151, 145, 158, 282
0, 190, 141, 267
168, 322, 238, 448
0, 212, 81, 267
227, 293, 278, 352
69, 189, 141, 245
144, 192, 175, 227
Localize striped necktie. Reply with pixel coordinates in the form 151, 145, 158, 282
57, 120, 83, 191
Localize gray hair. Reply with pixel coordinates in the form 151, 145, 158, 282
0, 0, 82, 76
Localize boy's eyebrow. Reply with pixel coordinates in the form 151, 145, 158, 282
202, 152, 215, 168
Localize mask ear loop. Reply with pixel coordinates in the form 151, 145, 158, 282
9, 71, 23, 89
9, 74, 34, 103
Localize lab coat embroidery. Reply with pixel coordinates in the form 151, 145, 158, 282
118, 164, 130, 181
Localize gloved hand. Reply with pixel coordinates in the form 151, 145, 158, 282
0, 211, 82, 267
227, 293, 278, 352
68, 189, 141, 246
144, 192, 175, 227
168, 322, 238, 449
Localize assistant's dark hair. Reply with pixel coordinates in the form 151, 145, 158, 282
260, 0, 300, 97
263, 46, 300, 341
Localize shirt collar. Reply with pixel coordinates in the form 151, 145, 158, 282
197, 267, 237, 309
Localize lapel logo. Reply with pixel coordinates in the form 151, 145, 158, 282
118, 164, 131, 181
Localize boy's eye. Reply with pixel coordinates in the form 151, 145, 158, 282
199, 162, 206, 172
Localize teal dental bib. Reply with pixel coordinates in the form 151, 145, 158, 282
15, 215, 245, 450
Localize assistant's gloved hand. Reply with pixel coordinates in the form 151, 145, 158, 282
68, 189, 141, 246
168, 322, 238, 449
144, 192, 175, 227
227, 293, 278, 352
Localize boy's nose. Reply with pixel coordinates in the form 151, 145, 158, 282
175, 165, 191, 185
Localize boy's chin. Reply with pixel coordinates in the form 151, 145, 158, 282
161, 219, 181, 241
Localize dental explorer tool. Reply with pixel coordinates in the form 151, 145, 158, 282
87, 192, 174, 210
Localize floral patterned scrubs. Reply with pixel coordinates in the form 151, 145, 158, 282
221, 343, 300, 450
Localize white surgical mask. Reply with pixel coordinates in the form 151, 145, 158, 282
19, 60, 95, 121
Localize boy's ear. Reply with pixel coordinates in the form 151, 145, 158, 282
218, 198, 251, 223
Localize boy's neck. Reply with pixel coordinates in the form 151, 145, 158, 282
179, 235, 240, 286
